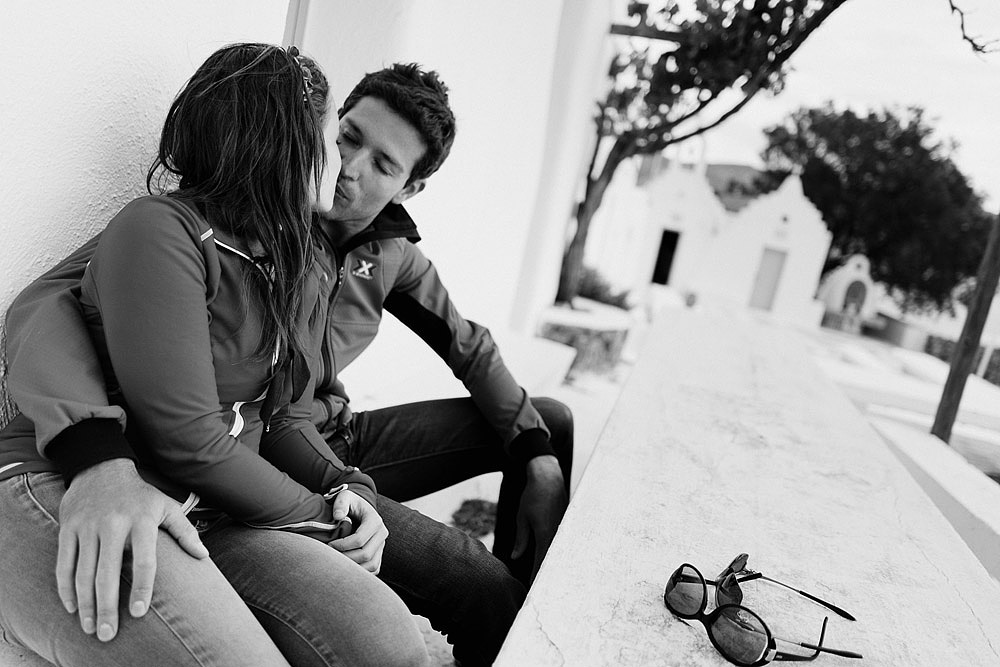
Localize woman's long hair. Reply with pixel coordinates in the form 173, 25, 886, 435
147, 43, 328, 365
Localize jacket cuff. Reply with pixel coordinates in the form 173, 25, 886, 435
45, 418, 136, 484
347, 481, 378, 510
330, 466, 378, 510
508, 428, 556, 467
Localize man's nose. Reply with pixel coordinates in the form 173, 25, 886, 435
340, 151, 361, 181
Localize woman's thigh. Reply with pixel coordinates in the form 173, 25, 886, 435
203, 523, 428, 667
0, 473, 289, 667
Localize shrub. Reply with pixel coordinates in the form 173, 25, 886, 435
577, 266, 631, 310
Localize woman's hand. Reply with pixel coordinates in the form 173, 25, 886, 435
327, 490, 387, 574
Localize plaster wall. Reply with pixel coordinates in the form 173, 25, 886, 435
0, 1, 287, 398
299, 0, 600, 331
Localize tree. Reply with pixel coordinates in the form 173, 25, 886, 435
556, 0, 850, 304
760, 105, 993, 311
556, 0, 995, 305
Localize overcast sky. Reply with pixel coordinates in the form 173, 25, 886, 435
695, 0, 1000, 208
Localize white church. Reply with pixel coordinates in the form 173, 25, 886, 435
583, 155, 832, 329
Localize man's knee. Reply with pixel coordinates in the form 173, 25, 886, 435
531, 396, 574, 457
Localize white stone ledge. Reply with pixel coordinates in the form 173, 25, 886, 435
497, 307, 1000, 666
872, 416, 1000, 581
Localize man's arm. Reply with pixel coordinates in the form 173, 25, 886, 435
4, 235, 207, 642
384, 241, 568, 578
5, 235, 135, 472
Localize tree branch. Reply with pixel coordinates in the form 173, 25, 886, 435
648, 0, 850, 152
948, 0, 999, 54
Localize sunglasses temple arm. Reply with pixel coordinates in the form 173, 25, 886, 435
756, 575, 857, 621
797, 643, 864, 660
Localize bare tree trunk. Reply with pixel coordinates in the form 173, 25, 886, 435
555, 136, 632, 304
931, 214, 1000, 442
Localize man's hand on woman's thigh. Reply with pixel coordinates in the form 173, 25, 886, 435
56, 458, 209, 642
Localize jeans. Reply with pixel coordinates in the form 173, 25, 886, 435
375, 496, 526, 666
341, 396, 574, 584
0, 473, 428, 667
329, 396, 573, 663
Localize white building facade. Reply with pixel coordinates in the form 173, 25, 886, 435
586, 160, 832, 328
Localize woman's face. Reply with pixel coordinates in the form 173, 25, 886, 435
314, 112, 343, 212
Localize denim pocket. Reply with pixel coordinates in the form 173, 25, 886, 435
21, 473, 64, 525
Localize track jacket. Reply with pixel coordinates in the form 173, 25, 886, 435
0, 196, 374, 541
1, 201, 553, 489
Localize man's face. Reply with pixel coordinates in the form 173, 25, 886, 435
322, 96, 427, 228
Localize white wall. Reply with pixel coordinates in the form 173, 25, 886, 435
0, 2, 288, 312
733, 175, 831, 326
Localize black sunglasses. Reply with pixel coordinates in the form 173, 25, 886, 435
664, 559, 863, 666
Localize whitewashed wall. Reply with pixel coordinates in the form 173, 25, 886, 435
0, 2, 288, 410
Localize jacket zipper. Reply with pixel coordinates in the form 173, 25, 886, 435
320, 247, 348, 389
213, 237, 278, 431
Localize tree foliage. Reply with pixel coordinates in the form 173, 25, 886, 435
761, 105, 994, 312
556, 0, 849, 303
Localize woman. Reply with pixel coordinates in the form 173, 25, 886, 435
0, 43, 428, 667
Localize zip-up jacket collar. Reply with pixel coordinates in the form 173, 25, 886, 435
322, 202, 421, 255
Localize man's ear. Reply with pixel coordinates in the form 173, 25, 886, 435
391, 178, 426, 205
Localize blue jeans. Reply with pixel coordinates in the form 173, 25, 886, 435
0, 473, 428, 667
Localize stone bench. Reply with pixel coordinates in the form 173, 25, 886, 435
495, 306, 1000, 666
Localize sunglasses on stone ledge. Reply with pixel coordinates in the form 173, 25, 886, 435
663, 554, 863, 666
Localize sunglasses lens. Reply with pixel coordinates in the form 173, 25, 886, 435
717, 573, 744, 607
664, 565, 705, 616
710, 606, 769, 666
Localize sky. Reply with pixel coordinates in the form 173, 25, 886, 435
692, 0, 1000, 209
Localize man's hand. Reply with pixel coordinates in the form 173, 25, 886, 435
511, 454, 568, 584
328, 490, 387, 574
56, 458, 209, 642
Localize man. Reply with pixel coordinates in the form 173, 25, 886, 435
3, 63, 572, 665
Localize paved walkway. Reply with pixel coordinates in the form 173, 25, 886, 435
802, 325, 1000, 478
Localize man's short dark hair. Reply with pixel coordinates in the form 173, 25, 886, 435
341, 63, 456, 183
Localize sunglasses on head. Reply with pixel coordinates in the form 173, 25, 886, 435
663, 555, 863, 666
